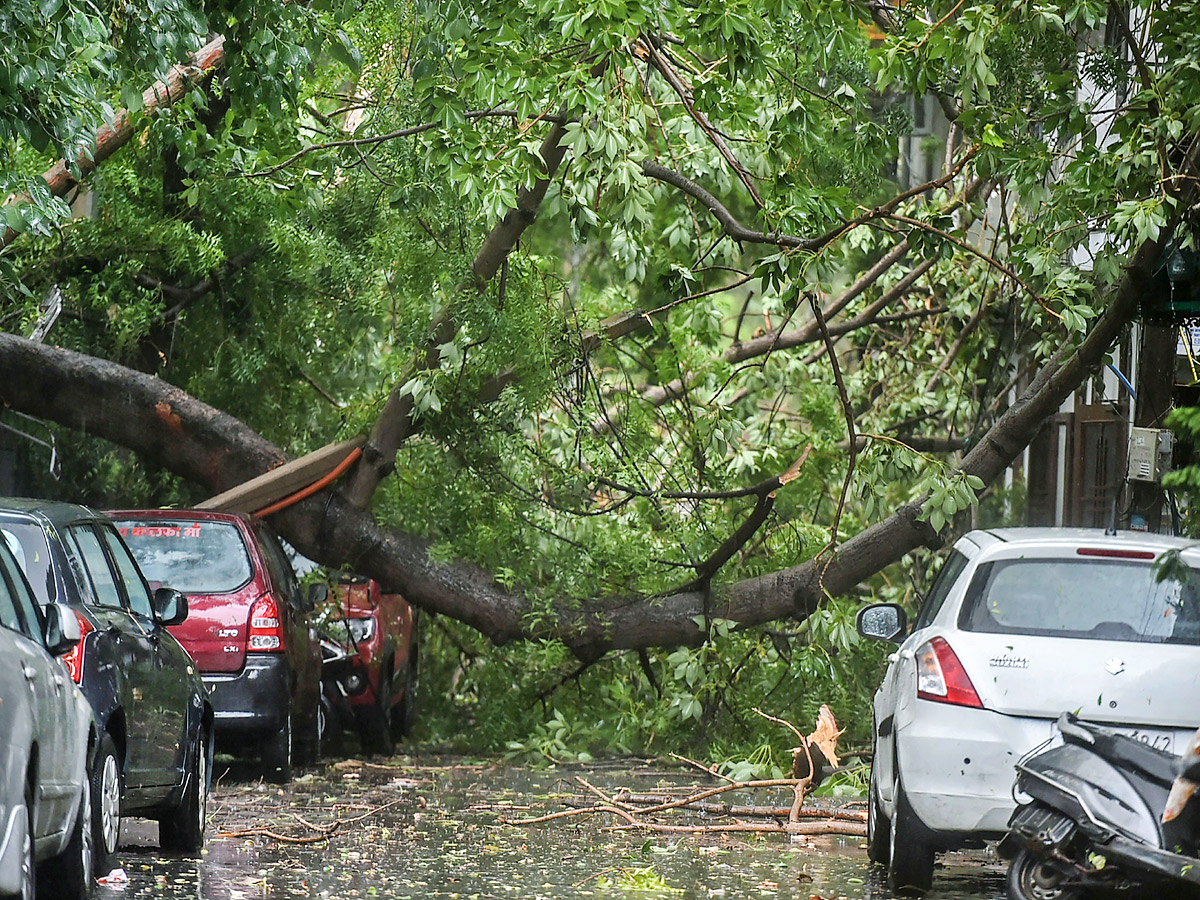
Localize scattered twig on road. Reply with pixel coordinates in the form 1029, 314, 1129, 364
500, 708, 865, 838
218, 796, 409, 844
669, 752, 735, 782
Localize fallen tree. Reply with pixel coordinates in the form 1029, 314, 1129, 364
0, 233, 1157, 657
2, 1, 1196, 668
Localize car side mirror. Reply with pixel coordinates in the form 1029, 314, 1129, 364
856, 602, 908, 643
152, 587, 189, 626
304, 582, 329, 612
43, 603, 82, 656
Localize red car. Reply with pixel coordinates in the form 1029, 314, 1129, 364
319, 574, 417, 755
109, 510, 323, 782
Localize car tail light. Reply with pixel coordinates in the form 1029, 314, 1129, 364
248, 595, 285, 652
62, 611, 93, 683
916, 636, 983, 708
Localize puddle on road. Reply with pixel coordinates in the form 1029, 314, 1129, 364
100, 760, 1006, 900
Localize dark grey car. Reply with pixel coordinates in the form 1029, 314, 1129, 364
0, 529, 95, 899
0, 500, 213, 866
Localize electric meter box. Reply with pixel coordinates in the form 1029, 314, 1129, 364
1127, 427, 1173, 483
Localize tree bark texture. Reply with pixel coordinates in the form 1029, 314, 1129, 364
0, 240, 1153, 658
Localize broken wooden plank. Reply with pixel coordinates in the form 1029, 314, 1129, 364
196, 435, 366, 514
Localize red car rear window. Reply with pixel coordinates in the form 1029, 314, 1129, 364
116, 519, 253, 594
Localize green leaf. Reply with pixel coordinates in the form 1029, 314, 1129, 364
328, 29, 362, 74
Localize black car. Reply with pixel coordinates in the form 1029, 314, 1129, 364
0, 499, 213, 865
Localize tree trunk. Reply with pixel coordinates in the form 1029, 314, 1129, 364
0, 241, 1157, 658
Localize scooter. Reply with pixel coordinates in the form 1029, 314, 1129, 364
1001, 712, 1200, 899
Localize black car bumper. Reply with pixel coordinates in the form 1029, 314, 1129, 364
203, 653, 290, 739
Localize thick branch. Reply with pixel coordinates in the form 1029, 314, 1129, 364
343, 115, 572, 508
2, 36, 227, 251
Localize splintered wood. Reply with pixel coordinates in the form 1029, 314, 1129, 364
503, 707, 866, 839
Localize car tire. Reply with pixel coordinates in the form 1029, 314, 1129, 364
1006, 847, 1078, 900
262, 711, 293, 784
888, 780, 936, 895
159, 730, 208, 853
293, 698, 322, 767
41, 771, 94, 900
390, 654, 418, 742
867, 757, 890, 865
357, 671, 395, 756
317, 691, 342, 754
90, 735, 121, 871
17, 781, 35, 900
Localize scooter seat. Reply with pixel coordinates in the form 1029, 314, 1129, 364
1090, 732, 1178, 787
1059, 715, 1177, 787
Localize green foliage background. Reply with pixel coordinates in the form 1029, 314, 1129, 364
3, 0, 1199, 765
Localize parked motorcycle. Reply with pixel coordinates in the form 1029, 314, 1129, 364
1001, 712, 1200, 899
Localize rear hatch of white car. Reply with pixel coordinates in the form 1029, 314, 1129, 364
942, 545, 1200, 741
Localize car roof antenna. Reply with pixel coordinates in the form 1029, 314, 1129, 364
1105, 498, 1118, 536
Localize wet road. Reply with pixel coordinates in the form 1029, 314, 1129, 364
100, 758, 1006, 900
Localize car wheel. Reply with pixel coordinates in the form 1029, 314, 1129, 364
91, 735, 121, 871
887, 780, 936, 895
357, 671, 395, 756
317, 691, 342, 754
159, 730, 208, 853
1006, 847, 1078, 900
293, 697, 322, 767
41, 770, 94, 900
18, 781, 35, 900
390, 655, 418, 742
867, 757, 890, 865
262, 710, 293, 784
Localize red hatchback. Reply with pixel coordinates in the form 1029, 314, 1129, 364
109, 510, 322, 782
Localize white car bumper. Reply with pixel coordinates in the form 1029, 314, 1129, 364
896, 702, 1055, 837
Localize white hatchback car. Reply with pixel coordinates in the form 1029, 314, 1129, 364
857, 528, 1200, 894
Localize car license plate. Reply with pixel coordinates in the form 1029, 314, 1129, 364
1114, 727, 1174, 754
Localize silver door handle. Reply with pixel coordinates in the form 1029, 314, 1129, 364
899, 650, 915, 661
21, 664, 35, 682
53, 674, 65, 691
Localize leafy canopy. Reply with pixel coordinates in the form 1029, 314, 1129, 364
3, 0, 1199, 757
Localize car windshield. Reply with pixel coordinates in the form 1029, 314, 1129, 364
959, 557, 1200, 644
115, 519, 252, 594
0, 521, 55, 605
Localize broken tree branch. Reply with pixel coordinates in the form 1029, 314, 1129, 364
2, 35, 227, 252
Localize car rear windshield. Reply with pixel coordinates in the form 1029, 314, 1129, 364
0, 522, 54, 605
116, 519, 252, 594
959, 557, 1200, 644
